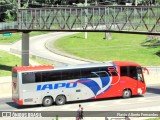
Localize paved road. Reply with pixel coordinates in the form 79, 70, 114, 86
10, 32, 92, 65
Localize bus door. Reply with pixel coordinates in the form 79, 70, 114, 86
129, 66, 145, 95
136, 67, 146, 95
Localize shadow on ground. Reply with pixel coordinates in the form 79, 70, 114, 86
147, 86, 160, 95
155, 51, 160, 57
0, 64, 12, 71
6, 96, 142, 109
141, 39, 160, 48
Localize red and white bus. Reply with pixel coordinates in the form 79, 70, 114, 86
12, 61, 147, 106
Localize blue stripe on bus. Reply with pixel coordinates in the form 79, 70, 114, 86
77, 78, 101, 96
100, 77, 110, 88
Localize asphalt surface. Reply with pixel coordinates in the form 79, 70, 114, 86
10, 32, 93, 65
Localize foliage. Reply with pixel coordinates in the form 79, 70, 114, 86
0, 0, 29, 22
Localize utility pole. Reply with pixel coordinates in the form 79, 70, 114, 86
85, 0, 88, 39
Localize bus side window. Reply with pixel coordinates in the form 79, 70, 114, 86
80, 68, 89, 78
22, 72, 35, 84
42, 71, 61, 82
120, 66, 128, 76
120, 66, 137, 80
129, 66, 137, 80
35, 72, 42, 82
61, 69, 81, 80
81, 68, 99, 78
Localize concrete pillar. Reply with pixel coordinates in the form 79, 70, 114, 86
85, 0, 88, 39
22, 32, 29, 66
104, 32, 112, 40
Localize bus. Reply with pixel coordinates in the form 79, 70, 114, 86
12, 61, 147, 106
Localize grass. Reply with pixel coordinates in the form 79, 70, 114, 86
147, 118, 160, 120
0, 50, 21, 76
0, 31, 48, 44
54, 32, 160, 66
0, 51, 53, 76
0, 31, 52, 76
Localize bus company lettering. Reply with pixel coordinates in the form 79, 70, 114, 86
36, 82, 77, 91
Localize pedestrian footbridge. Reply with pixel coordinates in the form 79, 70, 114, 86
0, 6, 160, 35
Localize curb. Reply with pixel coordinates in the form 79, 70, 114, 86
45, 32, 97, 63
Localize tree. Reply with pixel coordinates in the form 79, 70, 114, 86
0, 0, 29, 22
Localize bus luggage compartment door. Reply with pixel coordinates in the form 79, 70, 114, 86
22, 91, 41, 105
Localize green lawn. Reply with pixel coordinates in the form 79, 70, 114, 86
147, 118, 160, 120
0, 31, 48, 44
0, 50, 21, 76
0, 32, 51, 76
54, 32, 160, 66
0, 51, 53, 76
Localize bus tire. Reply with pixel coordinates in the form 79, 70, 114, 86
42, 96, 53, 106
55, 95, 66, 105
122, 89, 131, 98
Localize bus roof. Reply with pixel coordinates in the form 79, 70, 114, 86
113, 61, 141, 66
12, 65, 54, 72
12, 62, 113, 72
12, 61, 141, 73
54, 62, 113, 70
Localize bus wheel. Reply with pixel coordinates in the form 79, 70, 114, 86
122, 89, 131, 98
55, 95, 66, 105
42, 96, 53, 106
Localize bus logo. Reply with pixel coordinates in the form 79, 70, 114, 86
37, 82, 77, 91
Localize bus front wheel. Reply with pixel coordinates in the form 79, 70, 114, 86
55, 95, 66, 105
122, 89, 131, 98
42, 96, 53, 106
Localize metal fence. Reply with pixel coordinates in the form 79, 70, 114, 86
0, 22, 18, 30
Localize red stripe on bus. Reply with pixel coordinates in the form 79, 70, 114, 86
12, 65, 54, 72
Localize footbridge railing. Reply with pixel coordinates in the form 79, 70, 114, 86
17, 6, 160, 35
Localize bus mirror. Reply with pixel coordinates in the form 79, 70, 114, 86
142, 67, 149, 75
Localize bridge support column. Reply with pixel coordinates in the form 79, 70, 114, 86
22, 32, 29, 66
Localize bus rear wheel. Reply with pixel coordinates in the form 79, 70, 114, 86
55, 95, 66, 105
42, 96, 53, 106
122, 89, 131, 98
